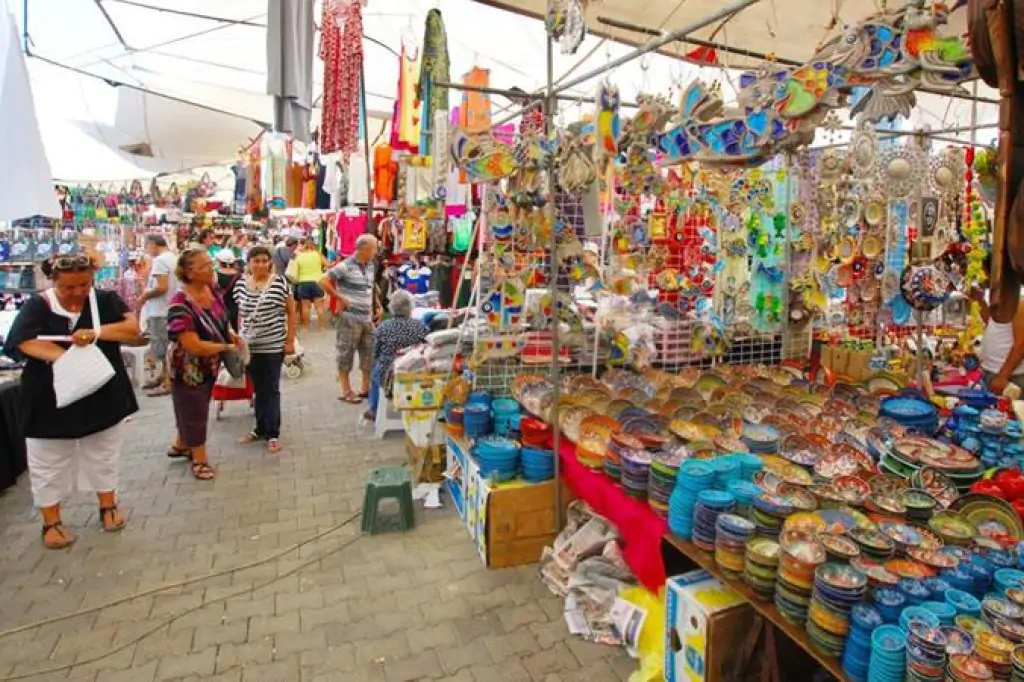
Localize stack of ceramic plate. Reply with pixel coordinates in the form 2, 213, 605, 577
947, 654, 995, 682
921, 601, 958, 626
648, 448, 686, 517
849, 526, 897, 561
880, 396, 940, 435
807, 563, 868, 657
821, 533, 861, 563
995, 569, 1024, 595
873, 587, 908, 623
1011, 644, 1024, 682
869, 625, 908, 682
491, 398, 520, 437
928, 511, 976, 547
902, 489, 939, 525
994, 618, 1024, 645
776, 528, 825, 625
692, 490, 736, 552
464, 403, 493, 438
904, 620, 949, 682
607, 433, 644, 483
976, 631, 1015, 679
843, 603, 882, 681
901, 607, 942, 633
900, 577, 932, 606
620, 448, 652, 500
981, 596, 1023, 628
711, 455, 741, 489
922, 577, 954, 601
736, 452, 764, 480
715, 513, 754, 578
520, 446, 554, 483
726, 479, 759, 520
752, 493, 794, 540
946, 589, 983, 618
668, 461, 715, 540
744, 537, 780, 601
742, 423, 780, 454
472, 436, 520, 482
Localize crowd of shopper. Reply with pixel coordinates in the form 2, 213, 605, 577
1, 230, 432, 548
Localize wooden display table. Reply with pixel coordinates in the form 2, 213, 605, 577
661, 534, 847, 682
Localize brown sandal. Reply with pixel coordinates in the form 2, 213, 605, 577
41, 523, 75, 549
190, 461, 216, 480
167, 445, 192, 459
99, 506, 126, 532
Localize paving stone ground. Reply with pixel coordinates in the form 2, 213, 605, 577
0, 329, 634, 682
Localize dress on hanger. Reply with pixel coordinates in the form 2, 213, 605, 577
461, 67, 491, 133
391, 46, 422, 153
319, 1, 363, 155
373, 145, 397, 203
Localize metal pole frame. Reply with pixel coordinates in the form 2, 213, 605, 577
545, 33, 564, 530
359, 61, 375, 235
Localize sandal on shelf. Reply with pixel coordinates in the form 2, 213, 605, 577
99, 506, 126, 532
267, 439, 282, 453
338, 393, 362, 404
41, 523, 75, 550
190, 461, 216, 480
238, 431, 261, 445
167, 446, 192, 459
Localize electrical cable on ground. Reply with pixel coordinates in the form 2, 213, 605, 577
0, 509, 363, 643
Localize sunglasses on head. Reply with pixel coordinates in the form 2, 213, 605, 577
51, 255, 93, 271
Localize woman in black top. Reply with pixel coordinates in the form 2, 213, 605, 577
215, 249, 241, 330
2, 255, 140, 549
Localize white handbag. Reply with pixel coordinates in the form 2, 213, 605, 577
51, 288, 116, 408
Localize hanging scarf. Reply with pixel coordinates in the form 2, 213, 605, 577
417, 9, 450, 155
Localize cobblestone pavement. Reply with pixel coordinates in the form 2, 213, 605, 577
0, 329, 634, 682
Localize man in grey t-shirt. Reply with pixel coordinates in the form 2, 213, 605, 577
320, 234, 380, 404
135, 235, 178, 396
273, 237, 298, 278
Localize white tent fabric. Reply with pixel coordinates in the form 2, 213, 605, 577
0, 6, 57, 220
4, 0, 1003, 185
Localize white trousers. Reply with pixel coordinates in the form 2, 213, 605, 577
26, 422, 125, 508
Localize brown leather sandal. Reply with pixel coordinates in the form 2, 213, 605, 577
41, 523, 75, 549
99, 506, 126, 532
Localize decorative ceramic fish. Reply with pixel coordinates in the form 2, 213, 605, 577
449, 128, 518, 183
594, 80, 621, 169
653, 0, 973, 168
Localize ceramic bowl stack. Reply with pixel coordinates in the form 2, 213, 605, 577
850, 527, 897, 562
519, 416, 552, 449
843, 603, 883, 682
995, 569, 1024, 596
900, 578, 932, 607
648, 448, 686, 517
921, 601, 958, 626
904, 620, 949, 682
726, 479, 760, 519
902, 489, 939, 525
807, 563, 869, 658
463, 403, 492, 438
620, 447, 652, 501
520, 446, 554, 483
711, 455, 741, 489
869, 625, 909, 682
976, 631, 1016, 679
491, 398, 520, 437
692, 490, 736, 552
880, 395, 940, 435
947, 654, 995, 682
981, 596, 1023, 629
922, 576, 955, 602
873, 587, 908, 623
752, 493, 794, 540
776, 528, 825, 625
669, 461, 715, 540
715, 513, 755, 578
472, 436, 520, 482
607, 433, 643, 483
929, 510, 977, 548
736, 452, 764, 480
742, 422, 781, 454
744, 537, 780, 601
946, 589, 983, 619
1012, 644, 1024, 682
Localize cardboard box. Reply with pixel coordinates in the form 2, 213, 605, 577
665, 570, 753, 682
405, 435, 445, 484
448, 435, 565, 568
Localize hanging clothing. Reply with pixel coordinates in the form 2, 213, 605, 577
261, 135, 288, 208
319, 1, 363, 155
302, 159, 320, 208
266, 0, 314, 143
337, 212, 367, 257
323, 156, 348, 209
391, 46, 422, 153
246, 148, 262, 214
315, 157, 331, 209
347, 152, 370, 205
417, 9, 450, 155
231, 162, 247, 214
373, 145, 397, 203
460, 67, 491, 133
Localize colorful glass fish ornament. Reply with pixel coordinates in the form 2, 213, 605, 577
594, 79, 621, 171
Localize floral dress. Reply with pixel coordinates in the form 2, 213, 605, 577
167, 291, 231, 388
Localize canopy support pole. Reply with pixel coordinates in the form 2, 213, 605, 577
21, 0, 28, 54
434, 80, 641, 109
359, 61, 375, 235
544, 32, 563, 531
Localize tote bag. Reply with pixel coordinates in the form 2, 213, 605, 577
52, 289, 116, 408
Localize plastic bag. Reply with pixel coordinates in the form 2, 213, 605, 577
619, 586, 665, 682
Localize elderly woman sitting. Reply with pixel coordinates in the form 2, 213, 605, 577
365, 290, 427, 420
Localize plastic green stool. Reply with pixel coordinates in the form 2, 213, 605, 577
360, 466, 415, 534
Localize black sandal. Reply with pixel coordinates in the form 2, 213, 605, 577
190, 461, 216, 480
41, 522, 74, 549
167, 445, 192, 459
99, 506, 126, 532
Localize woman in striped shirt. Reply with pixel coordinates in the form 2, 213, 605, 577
233, 246, 296, 453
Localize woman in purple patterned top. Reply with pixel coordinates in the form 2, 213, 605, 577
166, 248, 239, 480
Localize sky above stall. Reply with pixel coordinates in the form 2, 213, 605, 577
4, 0, 1002, 183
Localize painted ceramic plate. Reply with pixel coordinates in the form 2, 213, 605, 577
820, 533, 861, 560
951, 494, 1024, 541
885, 559, 936, 579
929, 511, 976, 542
